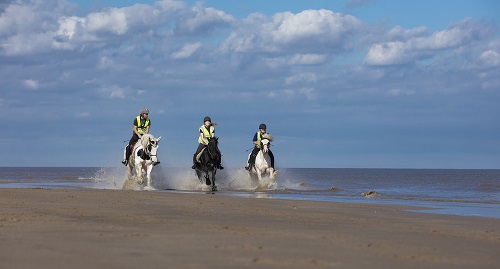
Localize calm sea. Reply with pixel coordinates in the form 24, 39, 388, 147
1, 167, 499, 219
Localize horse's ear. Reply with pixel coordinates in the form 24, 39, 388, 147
157, 136, 161, 142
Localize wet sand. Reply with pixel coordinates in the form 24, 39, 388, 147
1, 188, 499, 268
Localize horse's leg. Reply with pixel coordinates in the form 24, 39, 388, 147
268, 167, 276, 180
211, 169, 217, 191
135, 163, 144, 185
205, 171, 211, 186
145, 163, 153, 189
256, 167, 263, 182
127, 162, 133, 180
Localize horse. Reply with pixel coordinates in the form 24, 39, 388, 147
194, 137, 221, 191
247, 134, 277, 189
125, 134, 161, 190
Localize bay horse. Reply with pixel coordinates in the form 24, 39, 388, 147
194, 137, 221, 191
126, 134, 161, 190
247, 134, 277, 189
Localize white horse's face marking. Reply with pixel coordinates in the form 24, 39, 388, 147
148, 137, 161, 163
261, 139, 270, 153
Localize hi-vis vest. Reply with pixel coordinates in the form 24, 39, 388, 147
198, 125, 214, 144
255, 131, 266, 147
135, 116, 150, 134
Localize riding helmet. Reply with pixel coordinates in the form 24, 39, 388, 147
204, 116, 211, 122
259, 123, 266, 130
140, 108, 149, 114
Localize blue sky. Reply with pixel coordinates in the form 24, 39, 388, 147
1, 0, 499, 168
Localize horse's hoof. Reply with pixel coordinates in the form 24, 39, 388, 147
212, 186, 218, 191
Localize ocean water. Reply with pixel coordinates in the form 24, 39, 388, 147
0, 167, 499, 219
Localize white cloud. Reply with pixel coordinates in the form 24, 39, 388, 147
365, 18, 493, 65
56, 16, 85, 40
387, 25, 428, 40
288, 54, 327, 65
388, 88, 416, 96
480, 49, 500, 67
171, 42, 203, 59
23, 79, 39, 90
175, 2, 236, 35
268, 87, 316, 100
221, 9, 362, 54
100, 85, 126, 99
285, 73, 318, 85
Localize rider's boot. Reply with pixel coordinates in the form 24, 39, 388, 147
122, 145, 130, 166
246, 153, 257, 170
245, 162, 253, 170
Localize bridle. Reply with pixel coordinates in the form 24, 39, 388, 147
142, 140, 158, 159
260, 139, 270, 153
206, 139, 218, 160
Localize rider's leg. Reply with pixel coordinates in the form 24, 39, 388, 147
268, 150, 275, 169
123, 136, 138, 166
192, 144, 204, 169
217, 149, 224, 170
122, 145, 129, 165
246, 147, 259, 170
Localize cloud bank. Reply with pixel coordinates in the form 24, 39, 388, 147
1, 0, 498, 168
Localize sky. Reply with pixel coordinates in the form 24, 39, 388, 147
1, 0, 499, 168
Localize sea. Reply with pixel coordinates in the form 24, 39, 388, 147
1, 167, 499, 219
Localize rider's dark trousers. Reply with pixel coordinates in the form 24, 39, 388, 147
248, 147, 274, 168
125, 134, 140, 160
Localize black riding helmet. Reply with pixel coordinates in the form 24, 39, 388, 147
204, 116, 211, 122
259, 123, 266, 130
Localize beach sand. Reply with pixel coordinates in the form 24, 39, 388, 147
1, 188, 498, 269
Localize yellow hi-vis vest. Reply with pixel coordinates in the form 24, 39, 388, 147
255, 131, 267, 147
135, 116, 150, 134
198, 125, 214, 144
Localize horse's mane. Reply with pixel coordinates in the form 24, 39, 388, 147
141, 133, 154, 148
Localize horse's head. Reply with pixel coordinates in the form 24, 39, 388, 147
260, 138, 270, 154
207, 137, 219, 159
142, 134, 161, 163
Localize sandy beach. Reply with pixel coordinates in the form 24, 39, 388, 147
1, 188, 498, 269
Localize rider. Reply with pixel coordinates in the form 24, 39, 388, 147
122, 108, 159, 166
192, 116, 223, 170
245, 123, 274, 170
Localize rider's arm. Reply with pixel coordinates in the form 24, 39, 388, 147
133, 119, 142, 138
200, 130, 208, 145
252, 132, 259, 147
133, 126, 142, 138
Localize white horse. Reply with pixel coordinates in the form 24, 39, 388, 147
247, 134, 278, 189
125, 134, 161, 189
